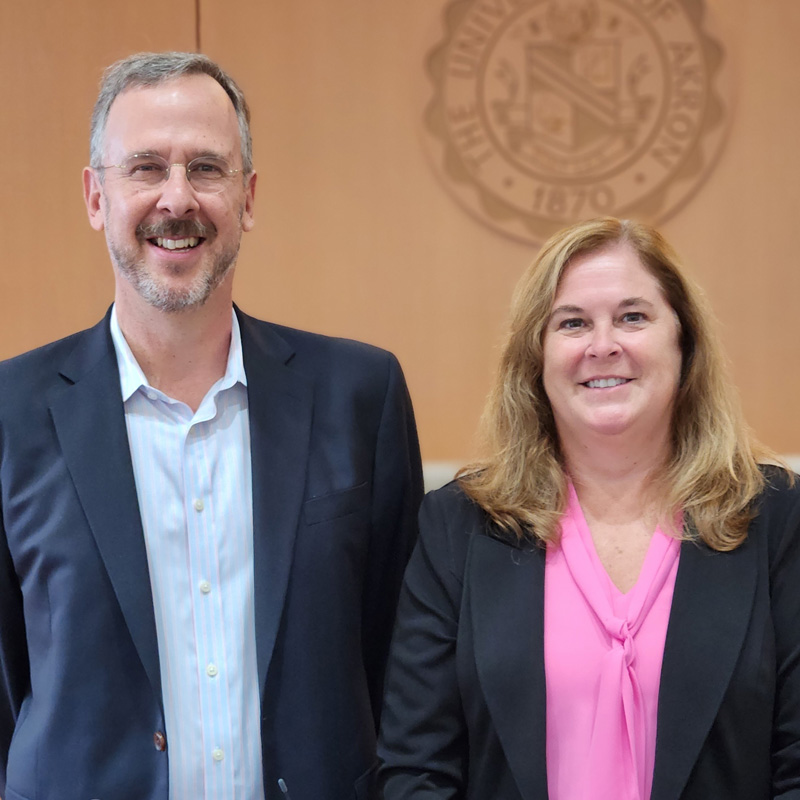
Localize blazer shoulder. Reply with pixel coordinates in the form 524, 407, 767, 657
754, 465, 800, 517
423, 479, 485, 522
423, 480, 524, 542
257, 317, 398, 365
237, 312, 405, 400
751, 465, 800, 555
0, 318, 110, 413
0, 327, 91, 372
419, 480, 500, 569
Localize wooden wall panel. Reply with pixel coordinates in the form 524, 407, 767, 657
202, 0, 536, 463
664, 2, 800, 454
202, 0, 800, 461
0, 0, 196, 358
1, 0, 798, 463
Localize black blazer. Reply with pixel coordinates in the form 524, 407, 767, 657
378, 473, 800, 799
0, 307, 423, 800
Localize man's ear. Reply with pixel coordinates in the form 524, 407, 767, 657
241, 171, 257, 232
83, 167, 106, 231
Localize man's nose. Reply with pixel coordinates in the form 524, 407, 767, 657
155, 164, 200, 216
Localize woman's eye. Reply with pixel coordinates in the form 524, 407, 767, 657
621, 312, 645, 324
559, 318, 584, 330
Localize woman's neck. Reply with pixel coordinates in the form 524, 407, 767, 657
560, 431, 671, 524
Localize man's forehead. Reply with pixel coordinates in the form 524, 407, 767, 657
110, 73, 233, 114
104, 74, 240, 154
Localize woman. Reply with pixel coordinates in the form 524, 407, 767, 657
378, 217, 800, 799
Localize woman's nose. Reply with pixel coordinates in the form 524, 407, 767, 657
585, 325, 621, 358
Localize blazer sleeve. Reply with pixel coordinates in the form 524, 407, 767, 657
361, 354, 424, 731
767, 475, 800, 798
0, 495, 29, 797
378, 487, 469, 799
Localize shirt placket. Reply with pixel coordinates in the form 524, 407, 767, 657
184, 416, 235, 798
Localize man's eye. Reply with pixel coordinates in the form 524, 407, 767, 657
128, 161, 165, 176
190, 161, 226, 177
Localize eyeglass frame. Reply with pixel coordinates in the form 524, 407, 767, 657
95, 152, 246, 194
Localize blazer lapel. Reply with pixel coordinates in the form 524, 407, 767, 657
651, 535, 758, 800
238, 312, 314, 696
468, 534, 549, 800
49, 314, 162, 706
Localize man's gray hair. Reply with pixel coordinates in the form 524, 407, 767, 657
89, 51, 253, 173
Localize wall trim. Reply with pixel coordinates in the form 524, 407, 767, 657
423, 456, 800, 493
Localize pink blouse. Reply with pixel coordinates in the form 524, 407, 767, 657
544, 485, 681, 800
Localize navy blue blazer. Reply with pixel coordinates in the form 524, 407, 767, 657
379, 474, 800, 799
0, 307, 423, 800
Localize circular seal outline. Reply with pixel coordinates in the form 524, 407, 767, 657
423, 0, 733, 244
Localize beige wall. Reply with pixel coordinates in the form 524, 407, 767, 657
1, 0, 798, 462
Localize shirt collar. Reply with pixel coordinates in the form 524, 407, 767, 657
110, 305, 247, 403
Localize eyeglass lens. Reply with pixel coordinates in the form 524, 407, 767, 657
112, 155, 236, 193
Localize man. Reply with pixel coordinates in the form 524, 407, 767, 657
0, 52, 422, 800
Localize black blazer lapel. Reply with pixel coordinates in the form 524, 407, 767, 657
238, 311, 314, 696
468, 535, 549, 800
651, 535, 758, 800
49, 314, 162, 706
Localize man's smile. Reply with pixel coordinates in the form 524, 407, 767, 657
151, 236, 202, 250
136, 217, 214, 252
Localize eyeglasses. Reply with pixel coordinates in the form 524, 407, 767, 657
98, 153, 243, 194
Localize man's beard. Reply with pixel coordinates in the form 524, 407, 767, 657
107, 215, 241, 313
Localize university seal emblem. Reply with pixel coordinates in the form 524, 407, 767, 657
423, 0, 732, 242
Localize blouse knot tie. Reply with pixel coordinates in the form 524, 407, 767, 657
609, 617, 636, 667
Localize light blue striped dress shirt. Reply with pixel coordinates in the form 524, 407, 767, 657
110, 307, 265, 800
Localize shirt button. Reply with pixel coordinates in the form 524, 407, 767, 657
212, 748, 225, 762
206, 663, 218, 677
199, 580, 211, 594
153, 731, 167, 752
193, 498, 204, 512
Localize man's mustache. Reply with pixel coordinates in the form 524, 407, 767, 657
136, 219, 215, 240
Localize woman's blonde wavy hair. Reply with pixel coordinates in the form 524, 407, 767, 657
459, 217, 783, 551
